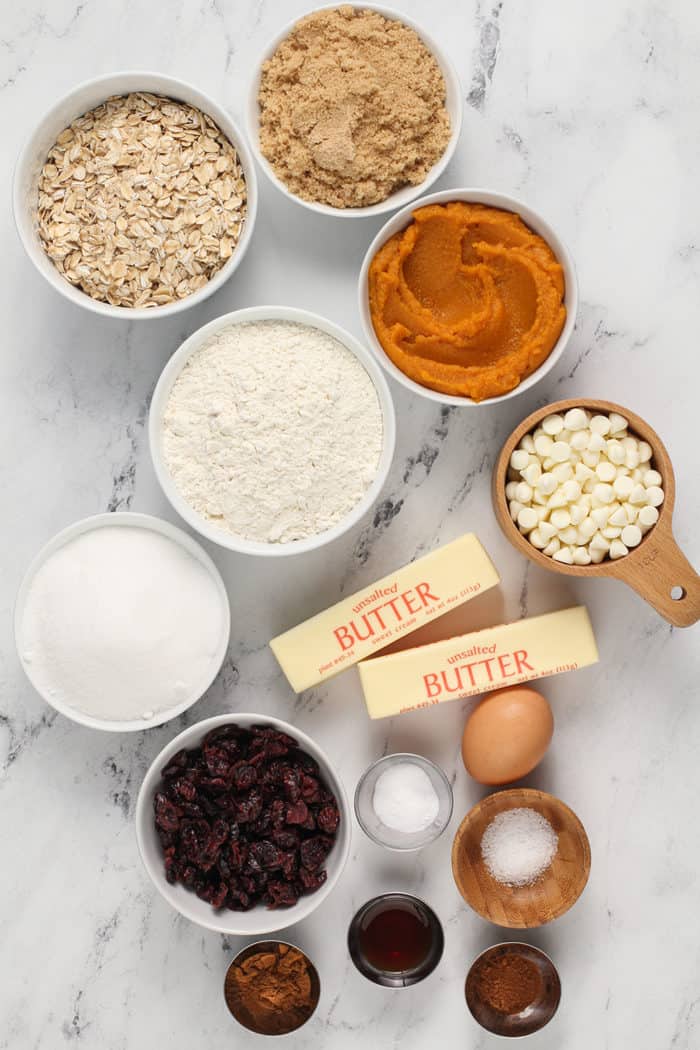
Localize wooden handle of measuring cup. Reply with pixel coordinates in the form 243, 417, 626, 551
611, 515, 700, 627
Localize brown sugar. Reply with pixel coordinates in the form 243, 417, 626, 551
258, 6, 451, 208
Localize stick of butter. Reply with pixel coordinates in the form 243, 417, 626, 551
270, 534, 500, 692
358, 606, 598, 719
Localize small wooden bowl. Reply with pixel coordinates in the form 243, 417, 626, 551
493, 398, 700, 627
451, 788, 591, 928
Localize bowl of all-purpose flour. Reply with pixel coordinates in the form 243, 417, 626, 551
149, 306, 396, 555
15, 513, 230, 731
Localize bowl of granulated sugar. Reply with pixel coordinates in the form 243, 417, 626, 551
15, 513, 230, 731
246, 4, 462, 216
149, 305, 396, 556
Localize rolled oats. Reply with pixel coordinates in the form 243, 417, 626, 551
37, 93, 247, 309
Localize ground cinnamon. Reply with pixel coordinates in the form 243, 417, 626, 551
224, 943, 318, 1035
471, 951, 544, 1014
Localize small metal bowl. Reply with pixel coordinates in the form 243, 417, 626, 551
354, 753, 453, 851
465, 942, 561, 1038
224, 940, 321, 1036
347, 892, 444, 987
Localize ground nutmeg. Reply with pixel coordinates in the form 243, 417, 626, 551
224, 942, 318, 1035
470, 951, 544, 1015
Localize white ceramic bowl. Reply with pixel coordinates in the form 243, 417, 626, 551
246, 3, 463, 218
14, 512, 231, 732
358, 188, 579, 406
13, 71, 258, 320
148, 305, 397, 556
135, 713, 352, 935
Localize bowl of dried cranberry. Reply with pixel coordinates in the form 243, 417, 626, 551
135, 714, 351, 935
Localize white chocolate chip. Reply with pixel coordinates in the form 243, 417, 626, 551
602, 525, 622, 539
553, 546, 574, 564
572, 546, 592, 565
522, 462, 542, 486
606, 440, 625, 465
550, 508, 572, 530
595, 461, 617, 483
551, 441, 572, 463
537, 472, 557, 495
520, 434, 536, 453
638, 441, 652, 463
542, 414, 564, 435
645, 485, 664, 507
621, 524, 642, 547
590, 415, 611, 436
613, 475, 634, 499
643, 469, 662, 488
590, 532, 611, 552
590, 547, 606, 563
534, 435, 553, 458
609, 538, 629, 559
517, 507, 539, 531
608, 413, 628, 435
629, 484, 648, 505
509, 500, 523, 521
511, 449, 530, 471
593, 483, 615, 504
564, 407, 588, 431
608, 506, 629, 527
538, 521, 557, 542
559, 525, 579, 544
529, 528, 547, 549
587, 431, 607, 453
638, 505, 659, 530
543, 537, 561, 556
570, 430, 589, 451
515, 482, 533, 503
591, 506, 611, 528
582, 450, 600, 468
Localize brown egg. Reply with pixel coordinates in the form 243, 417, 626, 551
461, 686, 554, 785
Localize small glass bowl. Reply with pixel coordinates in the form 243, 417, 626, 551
354, 753, 454, 851
347, 893, 444, 987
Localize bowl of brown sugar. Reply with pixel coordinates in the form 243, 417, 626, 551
465, 942, 561, 1037
247, 3, 462, 216
224, 941, 321, 1036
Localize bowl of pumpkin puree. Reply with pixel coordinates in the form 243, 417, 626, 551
359, 189, 577, 406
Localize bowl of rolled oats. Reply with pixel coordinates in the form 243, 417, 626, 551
13, 72, 256, 318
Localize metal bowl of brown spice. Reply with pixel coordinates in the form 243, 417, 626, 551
224, 940, 321, 1036
465, 942, 561, 1038
13, 71, 257, 319
247, 3, 463, 216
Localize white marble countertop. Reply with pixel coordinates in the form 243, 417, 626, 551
2, 1, 700, 1047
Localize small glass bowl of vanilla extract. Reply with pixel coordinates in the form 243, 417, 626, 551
347, 893, 444, 987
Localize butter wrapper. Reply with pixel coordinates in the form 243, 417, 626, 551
270, 533, 500, 693
358, 606, 598, 719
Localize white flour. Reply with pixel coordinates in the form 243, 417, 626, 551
162, 321, 384, 543
20, 526, 226, 722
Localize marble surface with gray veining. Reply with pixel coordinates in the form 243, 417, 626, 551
2, 1, 700, 1047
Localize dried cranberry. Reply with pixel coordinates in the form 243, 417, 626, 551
233, 764, 257, 790
154, 793, 182, 832
265, 880, 299, 908
300, 836, 333, 872
153, 723, 340, 914
299, 867, 327, 893
161, 750, 188, 778
271, 828, 300, 851
285, 801, 308, 825
317, 804, 340, 834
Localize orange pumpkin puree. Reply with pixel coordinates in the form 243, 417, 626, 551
368, 202, 566, 401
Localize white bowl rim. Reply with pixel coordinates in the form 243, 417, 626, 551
245, 1, 463, 218
148, 304, 397, 556
135, 712, 352, 935
12, 70, 258, 320
14, 511, 231, 732
357, 186, 580, 406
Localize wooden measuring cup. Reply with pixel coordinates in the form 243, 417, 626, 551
492, 398, 700, 627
